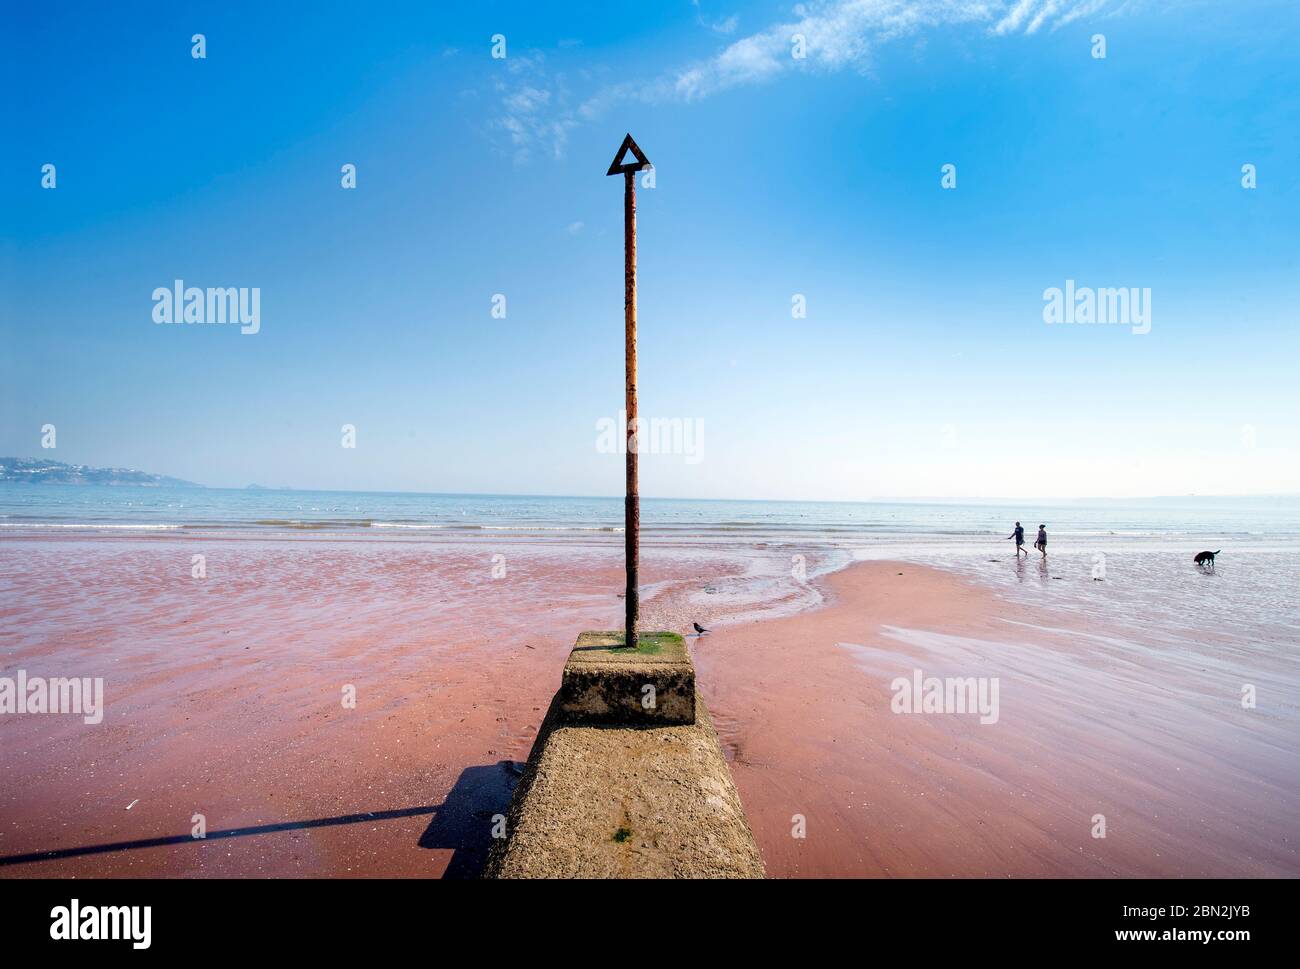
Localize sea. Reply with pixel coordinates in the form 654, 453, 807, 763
2, 483, 1298, 545
3, 484, 1297, 649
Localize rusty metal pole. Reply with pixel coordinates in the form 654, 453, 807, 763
607, 133, 650, 650
623, 168, 639, 650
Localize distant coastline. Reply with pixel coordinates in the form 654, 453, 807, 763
2, 457, 1296, 505
0, 457, 201, 488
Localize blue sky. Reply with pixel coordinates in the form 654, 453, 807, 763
2, 0, 1297, 499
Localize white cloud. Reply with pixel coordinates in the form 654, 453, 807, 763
1025, 0, 1064, 34
1051, 0, 1113, 31
503, 86, 551, 114
993, 0, 1036, 34
494, 1, 1133, 159
493, 54, 579, 163
667, 0, 1130, 100
708, 14, 741, 35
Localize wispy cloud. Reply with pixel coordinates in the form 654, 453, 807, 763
494, 0, 1132, 161
1050, 0, 1115, 31
709, 15, 741, 36
493, 53, 578, 163
993, 0, 1038, 34
693, 2, 741, 37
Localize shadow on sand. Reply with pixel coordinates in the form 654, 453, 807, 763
0, 760, 520, 880
418, 759, 519, 877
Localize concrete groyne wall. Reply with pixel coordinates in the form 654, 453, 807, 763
482, 632, 765, 878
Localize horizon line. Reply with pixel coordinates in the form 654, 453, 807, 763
4, 478, 1298, 506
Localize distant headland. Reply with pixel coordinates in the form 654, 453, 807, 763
0, 457, 202, 487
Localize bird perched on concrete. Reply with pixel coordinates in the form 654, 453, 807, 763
693, 622, 709, 635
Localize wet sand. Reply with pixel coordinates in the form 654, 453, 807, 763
696, 563, 1299, 877
1, 534, 1296, 877
0, 534, 792, 877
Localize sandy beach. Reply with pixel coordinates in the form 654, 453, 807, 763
699, 562, 1298, 877
1, 530, 1295, 878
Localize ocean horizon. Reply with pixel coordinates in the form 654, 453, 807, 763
4, 482, 1300, 537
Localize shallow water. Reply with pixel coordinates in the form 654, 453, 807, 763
6, 484, 1295, 662
867, 543, 1299, 659
4, 484, 1298, 542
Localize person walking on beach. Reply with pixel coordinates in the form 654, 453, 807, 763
1007, 521, 1027, 556
1034, 524, 1048, 558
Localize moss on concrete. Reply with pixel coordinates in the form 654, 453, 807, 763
571, 630, 686, 663
561, 630, 695, 725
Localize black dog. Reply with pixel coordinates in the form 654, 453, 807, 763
1193, 549, 1221, 570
